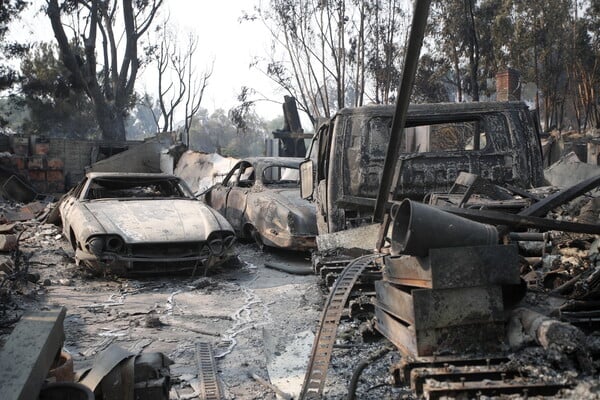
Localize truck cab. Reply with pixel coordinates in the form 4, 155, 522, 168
302, 101, 544, 235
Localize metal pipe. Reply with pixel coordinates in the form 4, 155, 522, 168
373, 0, 432, 223
509, 232, 550, 242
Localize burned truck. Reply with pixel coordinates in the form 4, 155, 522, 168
301, 101, 544, 235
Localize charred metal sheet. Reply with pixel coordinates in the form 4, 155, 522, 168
3, 201, 47, 222
438, 205, 600, 235
375, 281, 504, 330
422, 379, 567, 400
375, 305, 505, 357
383, 245, 520, 289
519, 173, 600, 217
0, 307, 66, 400
196, 342, 223, 400
392, 355, 510, 385
410, 365, 519, 394
2, 174, 38, 203
300, 254, 382, 399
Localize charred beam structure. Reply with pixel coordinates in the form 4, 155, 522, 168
272, 96, 312, 158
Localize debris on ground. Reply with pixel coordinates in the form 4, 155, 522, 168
2, 154, 600, 399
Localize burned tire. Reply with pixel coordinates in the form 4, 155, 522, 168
245, 225, 265, 251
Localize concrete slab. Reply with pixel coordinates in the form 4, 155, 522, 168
0, 307, 66, 400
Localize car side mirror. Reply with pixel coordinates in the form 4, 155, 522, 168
299, 159, 313, 200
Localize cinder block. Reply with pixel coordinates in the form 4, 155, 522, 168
11, 136, 29, 156
10, 156, 26, 170
46, 170, 64, 183
0, 307, 66, 400
34, 142, 50, 155
27, 155, 47, 170
27, 170, 46, 182
47, 158, 64, 170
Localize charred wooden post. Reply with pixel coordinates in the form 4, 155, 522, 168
512, 308, 592, 373
272, 96, 312, 158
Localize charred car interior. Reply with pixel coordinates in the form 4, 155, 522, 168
303, 101, 545, 234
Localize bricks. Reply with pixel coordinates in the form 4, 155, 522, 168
27, 170, 46, 181
46, 170, 64, 183
47, 158, 64, 170
34, 142, 50, 155
11, 136, 29, 156
47, 181, 65, 193
496, 68, 520, 101
27, 155, 47, 170
10, 156, 26, 171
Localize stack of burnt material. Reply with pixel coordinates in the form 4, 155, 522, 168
375, 199, 522, 357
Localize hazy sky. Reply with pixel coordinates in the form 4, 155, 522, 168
146, 0, 284, 120
8, 1, 285, 121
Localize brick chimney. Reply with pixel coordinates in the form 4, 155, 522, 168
496, 68, 520, 101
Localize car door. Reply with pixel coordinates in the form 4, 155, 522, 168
60, 179, 87, 236
225, 162, 254, 232
207, 163, 241, 216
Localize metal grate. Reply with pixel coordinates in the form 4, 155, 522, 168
196, 342, 223, 400
299, 254, 382, 399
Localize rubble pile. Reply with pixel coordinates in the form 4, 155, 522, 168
1, 148, 600, 399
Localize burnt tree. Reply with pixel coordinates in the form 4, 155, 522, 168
46, 0, 163, 141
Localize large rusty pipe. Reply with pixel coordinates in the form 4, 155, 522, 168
390, 199, 499, 257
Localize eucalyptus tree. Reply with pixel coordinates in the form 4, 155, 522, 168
46, 0, 163, 141
247, 0, 407, 125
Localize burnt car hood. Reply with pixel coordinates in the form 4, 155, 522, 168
83, 199, 230, 243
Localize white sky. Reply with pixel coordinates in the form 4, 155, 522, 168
7, 0, 286, 122
144, 0, 284, 121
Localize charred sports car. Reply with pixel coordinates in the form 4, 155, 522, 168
60, 172, 235, 275
204, 157, 317, 251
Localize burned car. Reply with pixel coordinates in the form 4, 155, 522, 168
204, 157, 317, 251
60, 172, 235, 275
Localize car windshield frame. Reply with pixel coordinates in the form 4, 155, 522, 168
260, 164, 300, 187
80, 176, 195, 201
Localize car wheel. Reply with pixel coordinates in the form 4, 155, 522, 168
246, 225, 265, 251
69, 229, 78, 252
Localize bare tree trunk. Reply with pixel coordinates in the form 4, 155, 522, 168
47, 0, 162, 142
452, 47, 462, 102
95, 102, 127, 141
465, 0, 479, 101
